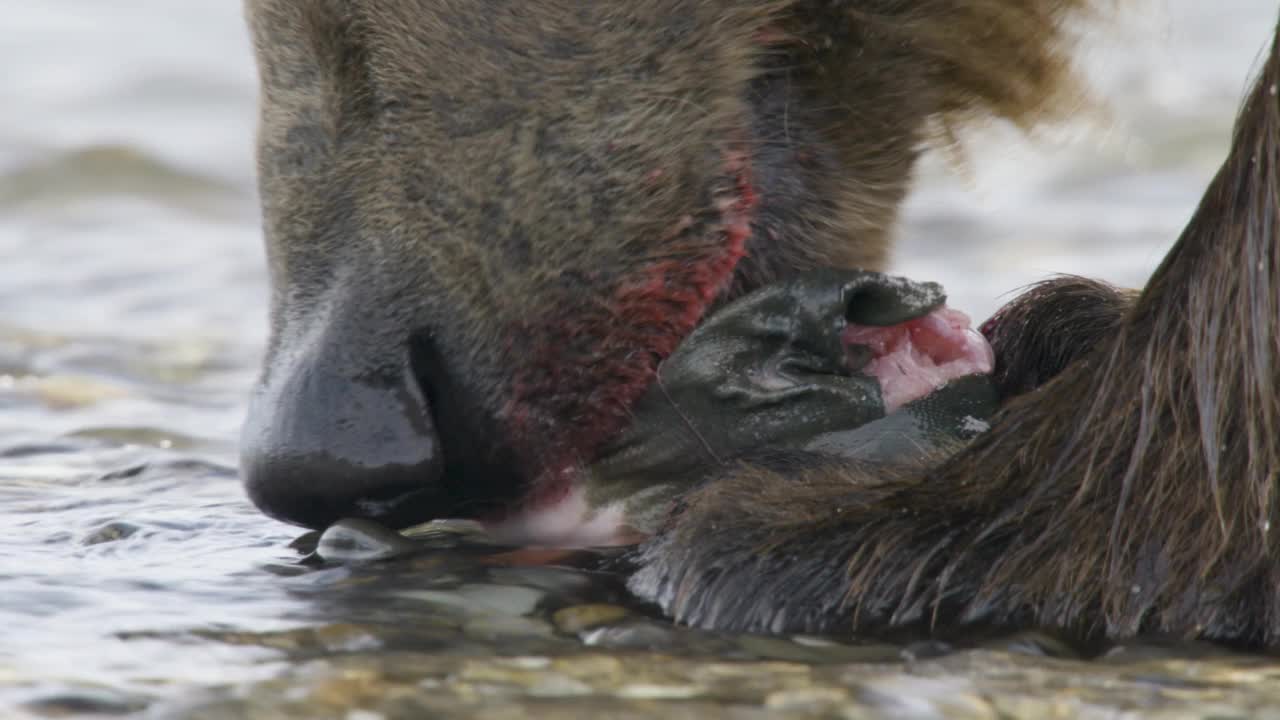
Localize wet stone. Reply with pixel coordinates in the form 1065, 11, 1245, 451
81, 520, 141, 545
579, 617, 682, 650
524, 674, 595, 698
454, 658, 598, 700
486, 566, 596, 596
614, 683, 707, 700
23, 687, 151, 717
315, 519, 421, 563
547, 654, 626, 683
738, 634, 901, 664
791, 634, 905, 662
461, 614, 555, 642
551, 604, 630, 634
854, 675, 997, 720
762, 686, 851, 711
396, 583, 546, 617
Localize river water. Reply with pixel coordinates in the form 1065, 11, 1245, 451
3, 2, 1279, 718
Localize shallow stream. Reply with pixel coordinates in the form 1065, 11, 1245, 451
4, 2, 1280, 717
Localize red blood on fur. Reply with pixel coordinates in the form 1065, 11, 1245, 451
501, 149, 757, 512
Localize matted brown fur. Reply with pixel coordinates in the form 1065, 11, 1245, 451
245, 0, 1099, 522
632, 14, 1280, 645
981, 277, 1138, 398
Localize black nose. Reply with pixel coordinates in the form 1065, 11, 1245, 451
240, 354, 445, 530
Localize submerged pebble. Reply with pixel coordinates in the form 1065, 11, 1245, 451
315, 519, 421, 563
551, 604, 630, 634
614, 683, 707, 700
854, 676, 996, 720
579, 618, 683, 650
80, 520, 141, 545
22, 687, 151, 717
395, 583, 547, 617
462, 614, 555, 641
738, 634, 901, 664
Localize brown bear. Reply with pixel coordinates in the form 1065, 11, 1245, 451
240, 0, 1280, 646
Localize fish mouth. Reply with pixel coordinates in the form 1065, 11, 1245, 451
844, 306, 996, 413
